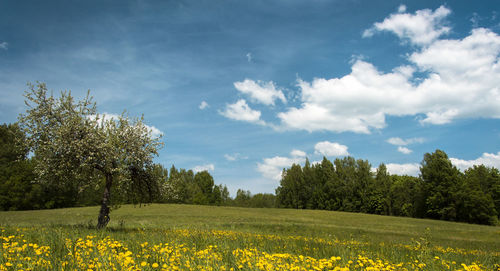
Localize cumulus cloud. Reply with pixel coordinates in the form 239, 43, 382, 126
199, 101, 209, 110
450, 152, 500, 171
234, 79, 286, 106
193, 164, 215, 173
290, 149, 307, 157
363, 5, 451, 45
277, 6, 500, 133
257, 150, 307, 181
220, 99, 265, 125
397, 146, 413, 154
386, 163, 420, 176
314, 141, 349, 157
0, 41, 7, 50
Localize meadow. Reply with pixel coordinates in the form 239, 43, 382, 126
0, 204, 499, 270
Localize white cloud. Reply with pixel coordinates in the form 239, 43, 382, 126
397, 4, 407, 13
397, 146, 413, 154
290, 149, 307, 157
386, 163, 420, 176
387, 137, 425, 146
148, 125, 163, 138
257, 150, 306, 181
193, 164, 215, 173
0, 42, 7, 50
363, 5, 451, 45
387, 137, 407, 145
234, 79, 286, 106
199, 101, 209, 110
224, 153, 248, 161
277, 61, 408, 133
450, 152, 500, 171
314, 141, 349, 157
246, 52, 252, 62
220, 99, 265, 125
277, 13, 500, 133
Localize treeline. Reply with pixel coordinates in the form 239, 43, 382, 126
0, 123, 274, 210
3, 120, 499, 225
276, 151, 500, 225
158, 165, 276, 207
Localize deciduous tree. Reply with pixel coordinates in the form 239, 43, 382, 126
19, 83, 163, 228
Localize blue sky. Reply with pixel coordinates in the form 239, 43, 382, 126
1, 0, 500, 195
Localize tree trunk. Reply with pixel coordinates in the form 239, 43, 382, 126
97, 173, 113, 229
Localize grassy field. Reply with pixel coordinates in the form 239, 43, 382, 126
0, 204, 499, 270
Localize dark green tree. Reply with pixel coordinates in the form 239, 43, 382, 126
390, 175, 423, 217
193, 170, 215, 204
0, 123, 41, 210
276, 164, 305, 208
368, 164, 392, 215
234, 189, 252, 207
456, 166, 498, 224
420, 150, 462, 221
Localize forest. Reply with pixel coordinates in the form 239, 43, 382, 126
275, 151, 500, 225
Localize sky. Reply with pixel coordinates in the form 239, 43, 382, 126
1, 0, 500, 195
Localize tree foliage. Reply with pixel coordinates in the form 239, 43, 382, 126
276, 150, 499, 225
0, 123, 41, 210
18, 83, 163, 228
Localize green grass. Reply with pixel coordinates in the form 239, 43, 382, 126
1, 204, 499, 270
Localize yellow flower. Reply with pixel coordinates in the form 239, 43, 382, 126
152, 263, 159, 268
141, 261, 147, 267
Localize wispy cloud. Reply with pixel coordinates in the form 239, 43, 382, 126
387, 137, 424, 146
387, 137, 423, 154
224, 153, 248, 161
199, 101, 209, 110
397, 146, 413, 154
246, 52, 252, 62
0, 41, 8, 50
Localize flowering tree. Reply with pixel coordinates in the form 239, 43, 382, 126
19, 83, 163, 228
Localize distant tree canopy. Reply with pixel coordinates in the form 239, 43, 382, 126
18, 83, 163, 228
0, 123, 39, 211
276, 150, 500, 225
161, 165, 230, 206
